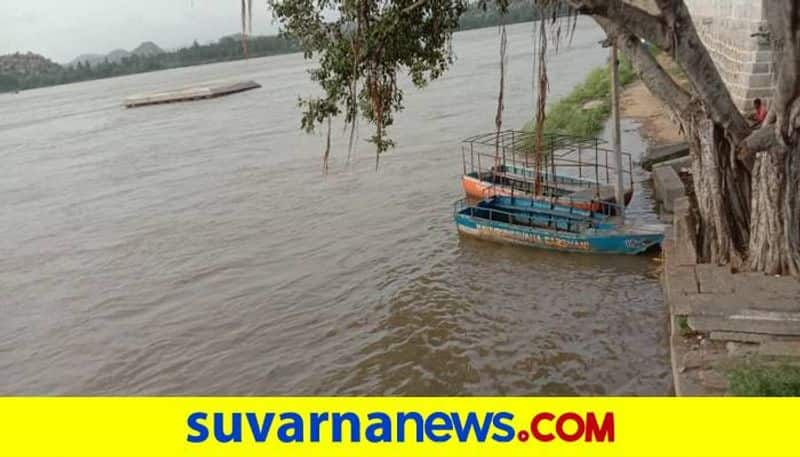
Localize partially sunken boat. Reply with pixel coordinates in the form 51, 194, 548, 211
460, 131, 634, 214
124, 80, 261, 108
454, 196, 664, 255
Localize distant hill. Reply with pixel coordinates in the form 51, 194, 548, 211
0, 52, 62, 75
0, 52, 64, 92
69, 53, 105, 67
132, 41, 164, 57
105, 49, 132, 63
1, 33, 300, 93
68, 42, 162, 67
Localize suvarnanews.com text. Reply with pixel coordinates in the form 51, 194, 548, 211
186, 410, 615, 444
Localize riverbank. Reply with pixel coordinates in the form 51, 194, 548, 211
522, 59, 636, 139
619, 52, 687, 145
620, 81, 685, 145
619, 59, 800, 396
520, 54, 683, 151
663, 199, 800, 395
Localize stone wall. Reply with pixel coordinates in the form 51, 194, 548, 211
663, 197, 800, 395
683, 0, 773, 111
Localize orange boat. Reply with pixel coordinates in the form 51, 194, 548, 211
461, 167, 633, 214
460, 131, 635, 215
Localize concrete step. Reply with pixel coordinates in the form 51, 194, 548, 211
759, 341, 800, 357
669, 200, 697, 265
641, 142, 690, 171
731, 272, 800, 303
653, 165, 686, 213
690, 310, 800, 336
710, 331, 799, 344
695, 264, 735, 294
675, 290, 800, 317
658, 156, 692, 174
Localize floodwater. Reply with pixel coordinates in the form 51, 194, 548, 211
0, 19, 670, 395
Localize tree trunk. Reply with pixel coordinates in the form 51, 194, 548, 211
690, 118, 750, 267
748, 144, 800, 275
590, 0, 800, 277
744, 0, 800, 276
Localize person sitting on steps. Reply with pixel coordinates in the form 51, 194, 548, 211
751, 98, 768, 127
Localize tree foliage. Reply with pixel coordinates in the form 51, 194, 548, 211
271, 0, 470, 157
271, 0, 570, 156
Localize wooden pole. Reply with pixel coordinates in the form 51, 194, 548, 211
610, 44, 625, 220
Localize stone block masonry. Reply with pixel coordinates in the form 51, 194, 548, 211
683, 0, 773, 111
652, 164, 686, 213
663, 197, 800, 395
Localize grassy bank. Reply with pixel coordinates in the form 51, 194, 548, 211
728, 363, 800, 396
522, 58, 636, 140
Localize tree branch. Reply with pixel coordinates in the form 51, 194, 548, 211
568, 0, 672, 51
650, 0, 677, 26
743, 125, 780, 153
766, 0, 800, 144
401, 0, 427, 14
655, 1, 750, 141
593, 16, 693, 122
652, 0, 674, 12
572, 0, 751, 142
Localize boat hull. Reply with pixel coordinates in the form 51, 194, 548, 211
455, 212, 663, 255
461, 174, 634, 211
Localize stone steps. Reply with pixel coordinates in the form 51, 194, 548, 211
689, 312, 800, 337
641, 142, 689, 171
652, 165, 686, 213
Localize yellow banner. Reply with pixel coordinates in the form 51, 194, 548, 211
0, 398, 796, 457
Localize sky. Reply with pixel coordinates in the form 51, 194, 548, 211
1, 0, 280, 63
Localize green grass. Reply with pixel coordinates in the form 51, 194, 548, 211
522, 57, 636, 141
648, 44, 687, 82
647, 42, 662, 58
676, 315, 692, 337
728, 363, 800, 396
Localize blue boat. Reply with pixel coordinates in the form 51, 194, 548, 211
454, 196, 664, 255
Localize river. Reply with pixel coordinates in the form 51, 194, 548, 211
0, 18, 670, 395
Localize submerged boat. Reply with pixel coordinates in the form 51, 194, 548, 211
454, 196, 664, 255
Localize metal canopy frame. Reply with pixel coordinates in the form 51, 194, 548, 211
460, 130, 634, 198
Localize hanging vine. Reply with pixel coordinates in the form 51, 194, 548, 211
494, 23, 508, 169
270, 0, 465, 169
530, 2, 578, 194
240, 0, 254, 58
532, 6, 549, 195
268, 0, 577, 169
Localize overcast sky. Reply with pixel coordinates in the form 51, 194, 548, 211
1, 0, 280, 63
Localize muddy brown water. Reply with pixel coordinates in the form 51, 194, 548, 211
0, 19, 670, 395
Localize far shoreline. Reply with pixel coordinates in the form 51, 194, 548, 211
3, 16, 549, 95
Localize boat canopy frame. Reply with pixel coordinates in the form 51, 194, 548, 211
460, 130, 634, 200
